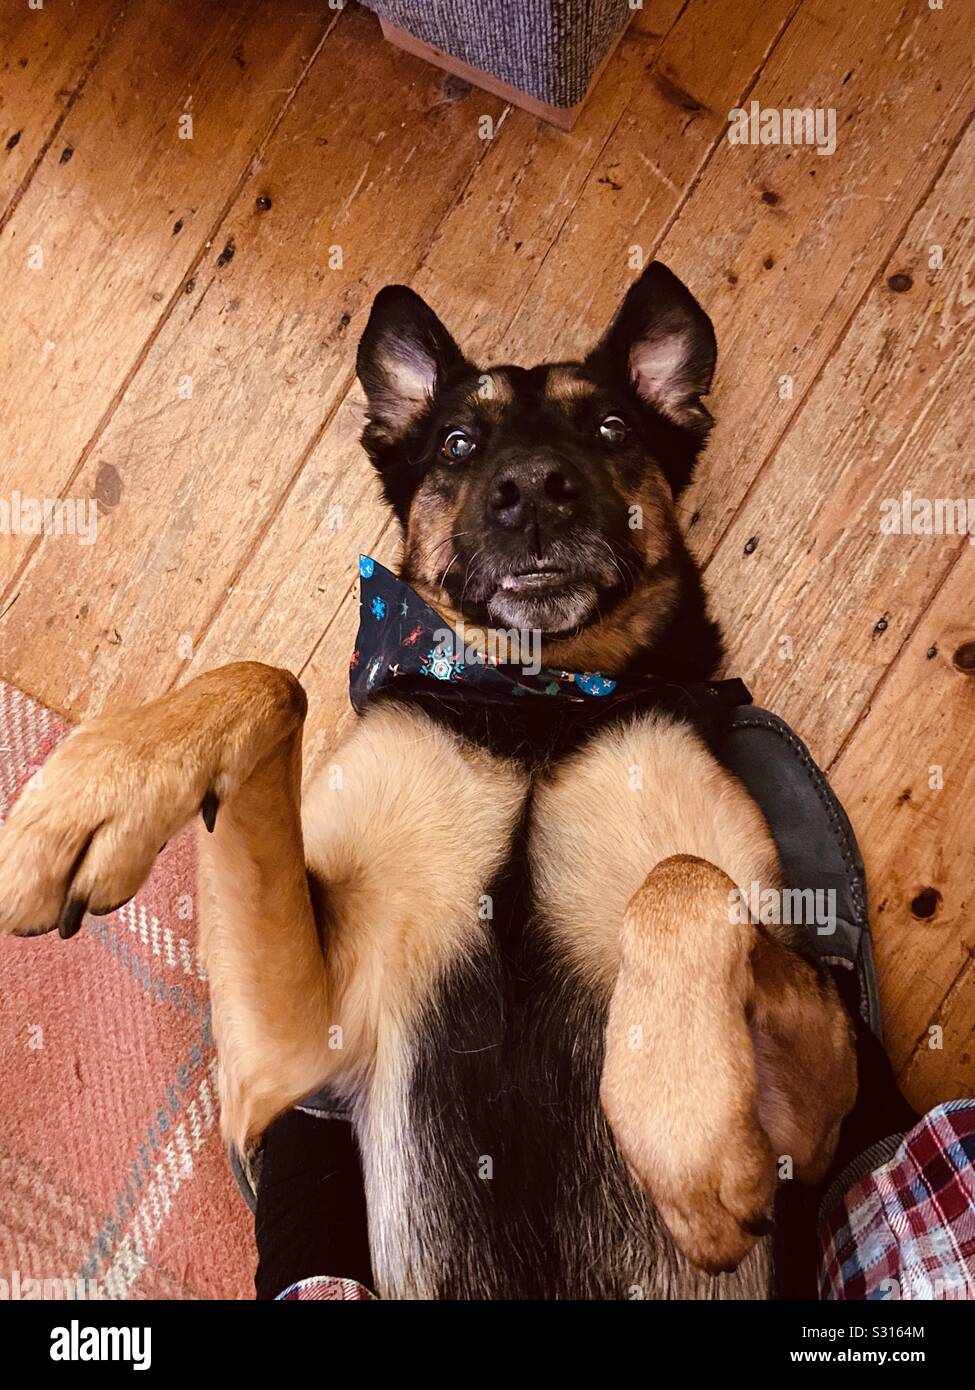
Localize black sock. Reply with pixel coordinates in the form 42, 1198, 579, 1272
254, 1109, 374, 1300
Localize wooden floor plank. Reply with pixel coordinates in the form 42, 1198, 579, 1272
0, 0, 121, 223
901, 952, 975, 1113
182, 0, 695, 690
827, 551, 975, 1108
0, 0, 334, 583
705, 123, 975, 762
187, 0, 798, 763
495, 0, 803, 361
411, 0, 687, 364
636, 0, 973, 567
0, 3, 506, 717
273, 0, 975, 767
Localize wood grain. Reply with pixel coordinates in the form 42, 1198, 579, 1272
0, 0, 121, 222
0, 0, 334, 580
706, 123, 975, 761
0, 2, 505, 714
829, 551, 975, 1108
495, 0, 804, 362
1, 0, 973, 1112
653, 0, 974, 565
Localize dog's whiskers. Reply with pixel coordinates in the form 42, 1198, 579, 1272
439, 553, 460, 591
414, 530, 474, 569
460, 547, 487, 607
594, 536, 631, 591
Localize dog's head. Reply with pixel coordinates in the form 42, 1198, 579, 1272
356, 262, 723, 679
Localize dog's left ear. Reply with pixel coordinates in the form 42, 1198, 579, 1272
591, 262, 716, 436
356, 285, 466, 446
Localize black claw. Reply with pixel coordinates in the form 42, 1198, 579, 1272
744, 1215, 775, 1237
89, 896, 133, 918
201, 789, 219, 833
57, 896, 88, 940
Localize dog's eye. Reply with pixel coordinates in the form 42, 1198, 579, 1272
598, 415, 628, 446
442, 429, 476, 463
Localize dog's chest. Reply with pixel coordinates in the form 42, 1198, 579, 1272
317, 697, 772, 1299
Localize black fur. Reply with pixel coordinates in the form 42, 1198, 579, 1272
406, 795, 704, 1300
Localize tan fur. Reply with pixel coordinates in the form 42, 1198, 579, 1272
408, 568, 681, 674
749, 928, 858, 1184
531, 712, 783, 991
0, 662, 856, 1283
601, 856, 777, 1273
400, 419, 681, 672
462, 370, 513, 415
400, 484, 467, 596
198, 726, 331, 1148
0, 668, 526, 1154
544, 365, 598, 402
398, 360, 682, 670
600, 855, 856, 1273
298, 701, 526, 1085
0, 663, 327, 1150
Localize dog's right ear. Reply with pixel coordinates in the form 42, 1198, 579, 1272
591, 262, 716, 438
356, 286, 465, 446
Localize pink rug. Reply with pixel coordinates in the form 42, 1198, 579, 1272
0, 680, 254, 1299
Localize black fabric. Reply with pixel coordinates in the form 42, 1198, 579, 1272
829, 963, 920, 1167
254, 1110, 373, 1299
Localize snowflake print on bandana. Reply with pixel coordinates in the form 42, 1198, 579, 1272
419, 648, 464, 683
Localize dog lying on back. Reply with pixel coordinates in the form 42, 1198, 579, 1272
0, 263, 856, 1298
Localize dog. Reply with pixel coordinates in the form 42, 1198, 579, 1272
0, 262, 857, 1299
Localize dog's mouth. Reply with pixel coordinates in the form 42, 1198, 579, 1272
498, 564, 570, 592
460, 541, 627, 638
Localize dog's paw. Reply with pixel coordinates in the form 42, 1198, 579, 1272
0, 721, 211, 940
0, 664, 307, 941
601, 976, 776, 1274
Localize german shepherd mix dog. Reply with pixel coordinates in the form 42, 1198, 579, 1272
0, 264, 856, 1300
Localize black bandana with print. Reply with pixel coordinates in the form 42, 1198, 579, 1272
349, 556, 751, 717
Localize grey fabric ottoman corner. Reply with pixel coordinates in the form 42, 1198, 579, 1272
360, 0, 637, 129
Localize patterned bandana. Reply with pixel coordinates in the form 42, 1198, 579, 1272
349, 556, 751, 716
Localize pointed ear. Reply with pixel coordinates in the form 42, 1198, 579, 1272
356, 285, 465, 444
592, 262, 716, 434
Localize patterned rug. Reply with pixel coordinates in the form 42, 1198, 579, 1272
0, 680, 254, 1299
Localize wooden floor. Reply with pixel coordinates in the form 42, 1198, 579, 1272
1, 0, 973, 1111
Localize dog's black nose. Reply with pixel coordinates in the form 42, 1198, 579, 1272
487, 456, 582, 532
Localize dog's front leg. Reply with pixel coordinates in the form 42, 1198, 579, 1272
599, 855, 856, 1274
0, 662, 334, 1150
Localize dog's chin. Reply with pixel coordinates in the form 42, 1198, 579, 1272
485, 578, 600, 636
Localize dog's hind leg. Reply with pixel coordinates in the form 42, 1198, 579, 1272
0, 662, 336, 1150
599, 854, 856, 1275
